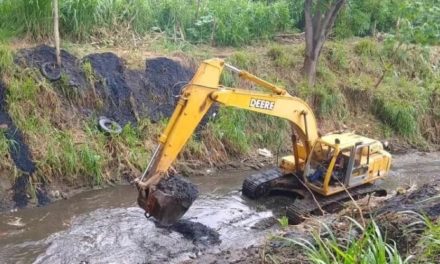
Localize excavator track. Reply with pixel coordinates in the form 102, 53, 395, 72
242, 168, 387, 224
242, 168, 284, 199
286, 183, 387, 224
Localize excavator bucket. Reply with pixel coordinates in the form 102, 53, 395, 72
137, 175, 199, 226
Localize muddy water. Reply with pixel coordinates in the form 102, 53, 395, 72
0, 153, 439, 264
383, 151, 440, 190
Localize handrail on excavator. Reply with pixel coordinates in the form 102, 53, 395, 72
224, 63, 287, 95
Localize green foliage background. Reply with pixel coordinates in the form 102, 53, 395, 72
0, 0, 438, 45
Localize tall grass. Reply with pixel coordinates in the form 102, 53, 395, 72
0, 129, 10, 157
0, 44, 13, 74
0, 0, 53, 38
279, 217, 412, 264
0, 0, 294, 45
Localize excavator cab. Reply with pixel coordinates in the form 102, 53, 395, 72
303, 133, 391, 196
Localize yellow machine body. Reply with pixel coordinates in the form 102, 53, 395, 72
136, 58, 392, 224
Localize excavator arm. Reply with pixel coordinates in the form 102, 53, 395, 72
136, 59, 319, 224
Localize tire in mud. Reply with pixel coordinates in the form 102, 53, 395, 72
40, 62, 61, 81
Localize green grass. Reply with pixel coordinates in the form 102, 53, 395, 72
0, 129, 10, 157
278, 218, 412, 264
354, 39, 379, 57
211, 107, 290, 156
420, 218, 440, 262
277, 216, 289, 229
372, 98, 417, 137
0, 0, 294, 46
0, 0, 53, 38
0, 44, 13, 74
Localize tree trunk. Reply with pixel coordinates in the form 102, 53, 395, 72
53, 0, 61, 67
302, 0, 346, 86
303, 55, 317, 86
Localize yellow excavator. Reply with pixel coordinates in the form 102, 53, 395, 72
135, 58, 391, 225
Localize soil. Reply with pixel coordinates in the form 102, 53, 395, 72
84, 52, 137, 124
15, 45, 86, 88
376, 180, 440, 217
143, 57, 194, 122
16, 45, 196, 126
157, 175, 199, 205
373, 180, 440, 254
0, 80, 37, 209
0, 81, 35, 174
83, 53, 196, 125
170, 220, 221, 246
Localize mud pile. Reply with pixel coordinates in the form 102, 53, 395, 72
143, 57, 194, 121
84, 52, 137, 123
15, 45, 86, 88
170, 220, 221, 246
0, 81, 37, 208
157, 175, 199, 204
373, 181, 440, 253
15, 45, 195, 126
145, 175, 199, 225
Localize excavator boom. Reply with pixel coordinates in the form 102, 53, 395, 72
136, 59, 320, 225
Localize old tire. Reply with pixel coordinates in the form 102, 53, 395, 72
98, 117, 122, 135
41, 62, 61, 81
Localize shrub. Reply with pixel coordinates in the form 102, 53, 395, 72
354, 39, 379, 57
372, 98, 417, 137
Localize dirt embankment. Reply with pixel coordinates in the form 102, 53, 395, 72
1, 45, 199, 210
257, 180, 440, 264
0, 81, 36, 210
15, 45, 195, 125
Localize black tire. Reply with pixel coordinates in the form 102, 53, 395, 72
40, 62, 61, 81
98, 117, 122, 135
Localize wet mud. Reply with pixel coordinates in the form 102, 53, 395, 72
373, 179, 440, 253
15, 45, 196, 126
26, 193, 272, 264
15, 45, 86, 88
169, 220, 221, 246
157, 175, 199, 203
0, 81, 36, 209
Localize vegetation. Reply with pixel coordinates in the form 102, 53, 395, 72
419, 217, 440, 262
0, 0, 292, 45
280, 218, 412, 263
275, 217, 414, 264
0, 1, 438, 261
0, 1, 438, 46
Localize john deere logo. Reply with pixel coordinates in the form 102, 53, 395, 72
250, 98, 275, 110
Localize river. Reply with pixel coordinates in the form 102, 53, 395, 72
0, 152, 439, 263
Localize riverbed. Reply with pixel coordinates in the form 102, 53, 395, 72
0, 152, 439, 263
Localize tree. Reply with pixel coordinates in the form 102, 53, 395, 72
396, 0, 440, 45
303, 0, 346, 86
53, 0, 61, 67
